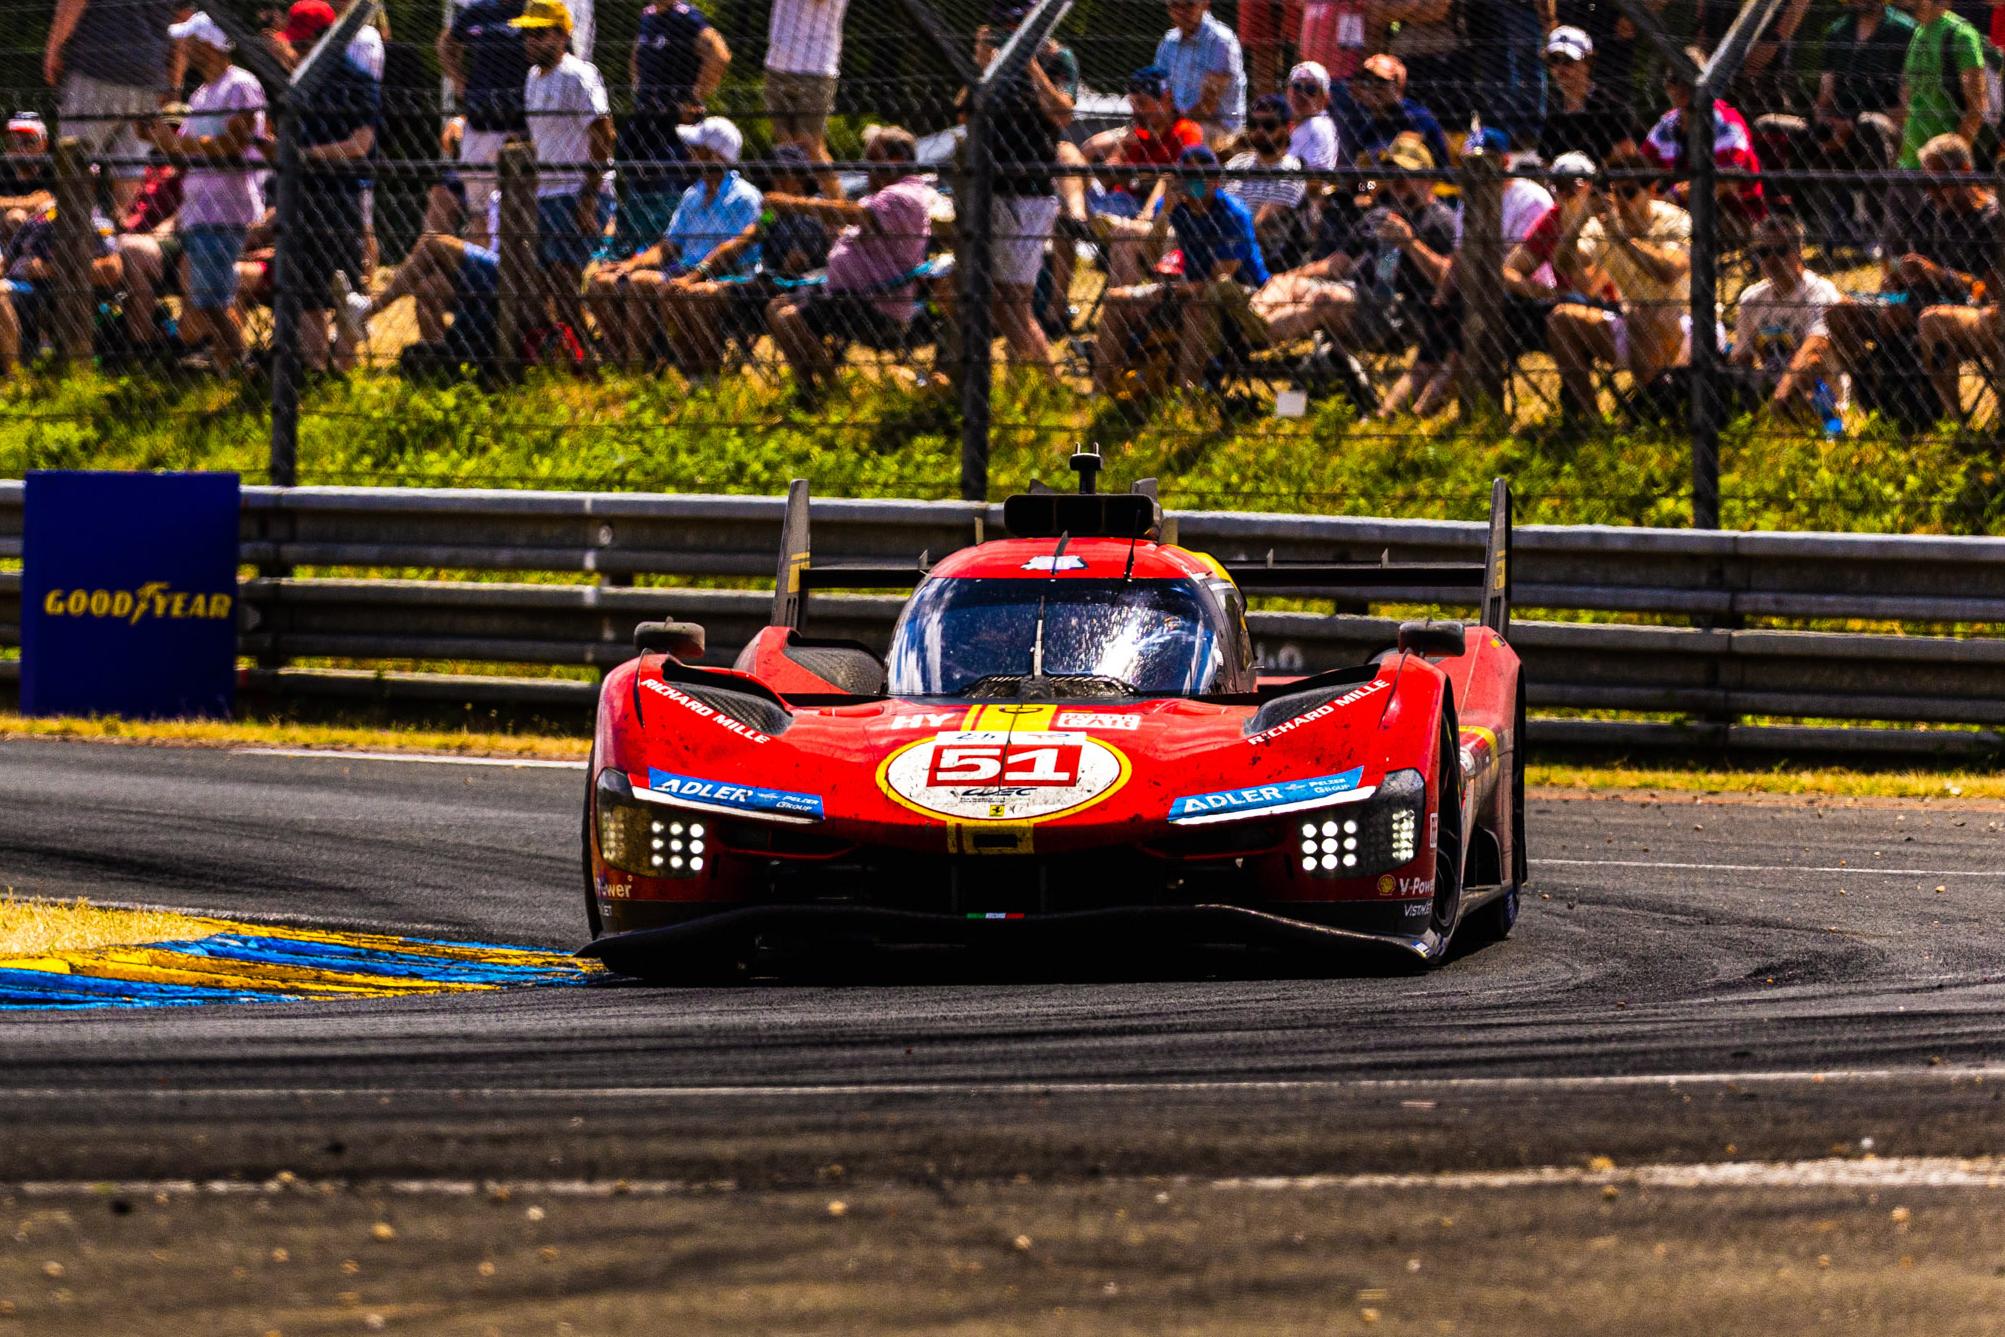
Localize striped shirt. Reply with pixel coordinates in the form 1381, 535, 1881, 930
1224, 151, 1306, 210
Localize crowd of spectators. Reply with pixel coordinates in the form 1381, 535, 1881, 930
11, 0, 2005, 433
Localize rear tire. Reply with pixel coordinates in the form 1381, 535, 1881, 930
1428, 717, 1465, 945
581, 749, 602, 939
1464, 683, 1527, 945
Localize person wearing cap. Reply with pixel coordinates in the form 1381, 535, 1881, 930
1225, 93, 1311, 270
1093, 143, 1271, 396
586, 116, 758, 373
1327, 53, 1449, 176
137, 12, 265, 371
1546, 144, 1693, 428
1155, 0, 1247, 143
439, 0, 530, 250
1642, 47, 1765, 238
612, 1, 731, 259
764, 125, 937, 403
1372, 0, 1468, 129
0, 115, 55, 219
1504, 151, 1609, 311
280, 0, 378, 374
1285, 61, 1339, 171
763, 0, 850, 197
44, 0, 184, 215
1535, 25, 1638, 167
661, 142, 832, 355
515, 0, 615, 357
1082, 66, 1205, 285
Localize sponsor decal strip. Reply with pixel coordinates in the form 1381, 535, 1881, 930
38, 581, 234, 624
1245, 679, 1389, 746
1170, 767, 1373, 825
640, 678, 774, 744
643, 769, 825, 822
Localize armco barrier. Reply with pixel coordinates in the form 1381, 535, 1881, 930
2, 482, 2001, 757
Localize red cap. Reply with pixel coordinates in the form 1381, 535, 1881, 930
281, 0, 338, 45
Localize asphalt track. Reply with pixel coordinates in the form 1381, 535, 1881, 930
4, 739, 2005, 1332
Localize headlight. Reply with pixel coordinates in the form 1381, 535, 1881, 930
596, 770, 708, 878
1296, 769, 1424, 877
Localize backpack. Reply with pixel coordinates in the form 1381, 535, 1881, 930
1939, 19, 2005, 127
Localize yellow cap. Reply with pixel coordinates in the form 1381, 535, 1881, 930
508, 0, 572, 31
1377, 130, 1433, 172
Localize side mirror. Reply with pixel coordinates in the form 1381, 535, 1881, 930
633, 620, 706, 660
1397, 620, 1466, 659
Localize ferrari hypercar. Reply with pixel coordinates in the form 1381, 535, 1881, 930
581, 461, 1525, 977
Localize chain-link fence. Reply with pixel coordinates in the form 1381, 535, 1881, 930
0, 0, 2002, 520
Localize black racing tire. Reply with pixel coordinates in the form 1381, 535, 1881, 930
581, 748, 602, 940
1464, 680, 1527, 945
597, 942, 755, 987
1428, 715, 1466, 945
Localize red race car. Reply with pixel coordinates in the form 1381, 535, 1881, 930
582, 459, 1525, 978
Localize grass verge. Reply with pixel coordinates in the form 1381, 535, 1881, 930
0, 895, 224, 957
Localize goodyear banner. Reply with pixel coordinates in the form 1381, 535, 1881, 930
21, 471, 240, 719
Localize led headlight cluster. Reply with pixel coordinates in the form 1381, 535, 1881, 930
1296, 769, 1426, 878
596, 772, 710, 879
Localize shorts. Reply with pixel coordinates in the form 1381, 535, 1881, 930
456, 127, 512, 215
290, 189, 364, 309
1238, 0, 1305, 48
536, 190, 615, 268
451, 243, 500, 354
179, 225, 246, 311
764, 70, 837, 142
1604, 309, 1696, 371
795, 289, 909, 348
58, 72, 156, 180
990, 195, 1059, 287
1087, 186, 1144, 220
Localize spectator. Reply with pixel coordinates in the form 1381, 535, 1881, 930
985, 1, 1085, 334
1298, 0, 1369, 84
1537, 26, 1637, 167
1755, 0, 1912, 254
1239, 0, 1302, 95
613, 1, 730, 258
1899, 0, 1989, 169
1372, 0, 1468, 128
1083, 66, 1203, 285
1552, 0, 1638, 114
764, 0, 850, 196
1094, 145, 1270, 396
1920, 276, 2005, 422
1227, 91, 1307, 268
45, 0, 183, 214
1155, 0, 1247, 142
1729, 214, 1842, 419
1503, 151, 1610, 311
1328, 54, 1450, 173
663, 141, 829, 350
1546, 146, 1693, 426
1829, 133, 1998, 422
765, 125, 935, 404
584, 116, 758, 374
140, 12, 264, 373
1284, 60, 1339, 170
1465, 0, 1546, 146
280, 2, 384, 279
0, 115, 56, 218
1332, 131, 1456, 417
438, 0, 529, 249
1641, 51, 1765, 236
967, 14, 1071, 377
284, 0, 377, 375
516, 0, 613, 358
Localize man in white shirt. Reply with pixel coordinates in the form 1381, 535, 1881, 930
764, 0, 849, 192
1284, 60, 1338, 170
1732, 213, 1842, 419
512, 0, 612, 355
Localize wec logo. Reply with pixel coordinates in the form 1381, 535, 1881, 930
40, 582, 233, 624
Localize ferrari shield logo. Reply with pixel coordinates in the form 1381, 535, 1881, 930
877, 730, 1131, 823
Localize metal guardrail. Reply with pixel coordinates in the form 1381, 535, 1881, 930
2, 481, 2002, 757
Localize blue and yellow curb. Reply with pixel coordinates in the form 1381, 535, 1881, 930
0, 923, 597, 1009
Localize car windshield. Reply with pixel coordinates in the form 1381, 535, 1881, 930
885, 578, 1221, 696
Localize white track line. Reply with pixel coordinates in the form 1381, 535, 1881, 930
12, 1156, 2005, 1197
1535, 857, 2001, 879
234, 748, 583, 769
3, 1067, 2003, 1101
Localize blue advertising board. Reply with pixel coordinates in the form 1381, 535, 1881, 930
20, 471, 240, 719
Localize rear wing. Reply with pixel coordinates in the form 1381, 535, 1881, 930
769, 479, 931, 631
1220, 478, 1513, 636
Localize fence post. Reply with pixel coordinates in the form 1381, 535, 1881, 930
1456, 150, 1506, 415
1686, 92, 1722, 532
50, 137, 93, 367
268, 102, 303, 488
957, 98, 995, 503
496, 140, 538, 386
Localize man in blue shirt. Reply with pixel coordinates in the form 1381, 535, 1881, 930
586, 115, 760, 372
1328, 53, 1450, 176
1093, 144, 1268, 396
1154, 0, 1246, 142
612, 1, 731, 256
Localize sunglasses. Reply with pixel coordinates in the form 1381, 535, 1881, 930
1289, 81, 1322, 94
